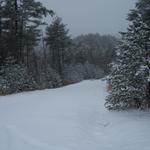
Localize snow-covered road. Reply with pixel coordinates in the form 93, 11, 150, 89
0, 80, 150, 150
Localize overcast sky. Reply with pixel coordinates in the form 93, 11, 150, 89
39, 0, 136, 37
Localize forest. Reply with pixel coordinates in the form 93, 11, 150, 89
0, 0, 116, 94
0, 0, 150, 110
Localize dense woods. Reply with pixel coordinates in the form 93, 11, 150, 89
0, 0, 116, 94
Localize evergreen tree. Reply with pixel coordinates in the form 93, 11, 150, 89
0, 0, 9, 64
0, 0, 53, 64
105, 0, 150, 110
45, 16, 71, 76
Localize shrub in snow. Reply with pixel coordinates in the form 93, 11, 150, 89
44, 67, 63, 88
0, 57, 37, 95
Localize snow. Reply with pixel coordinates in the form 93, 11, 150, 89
0, 80, 150, 150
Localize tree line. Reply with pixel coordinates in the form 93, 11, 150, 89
0, 0, 116, 95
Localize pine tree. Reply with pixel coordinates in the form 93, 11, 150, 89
45, 16, 71, 76
105, 37, 148, 109
0, 0, 53, 64
18, 0, 53, 65
0, 0, 9, 64
105, 0, 150, 110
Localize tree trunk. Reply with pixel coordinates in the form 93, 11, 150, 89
145, 41, 150, 106
14, 0, 19, 62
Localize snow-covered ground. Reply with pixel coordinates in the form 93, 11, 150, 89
0, 80, 150, 150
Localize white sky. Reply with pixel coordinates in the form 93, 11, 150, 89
39, 0, 136, 37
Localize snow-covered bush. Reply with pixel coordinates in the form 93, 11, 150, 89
0, 56, 63, 95
0, 57, 37, 95
43, 67, 63, 88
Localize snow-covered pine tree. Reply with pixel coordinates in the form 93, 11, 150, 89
105, 36, 148, 110
105, 0, 150, 110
